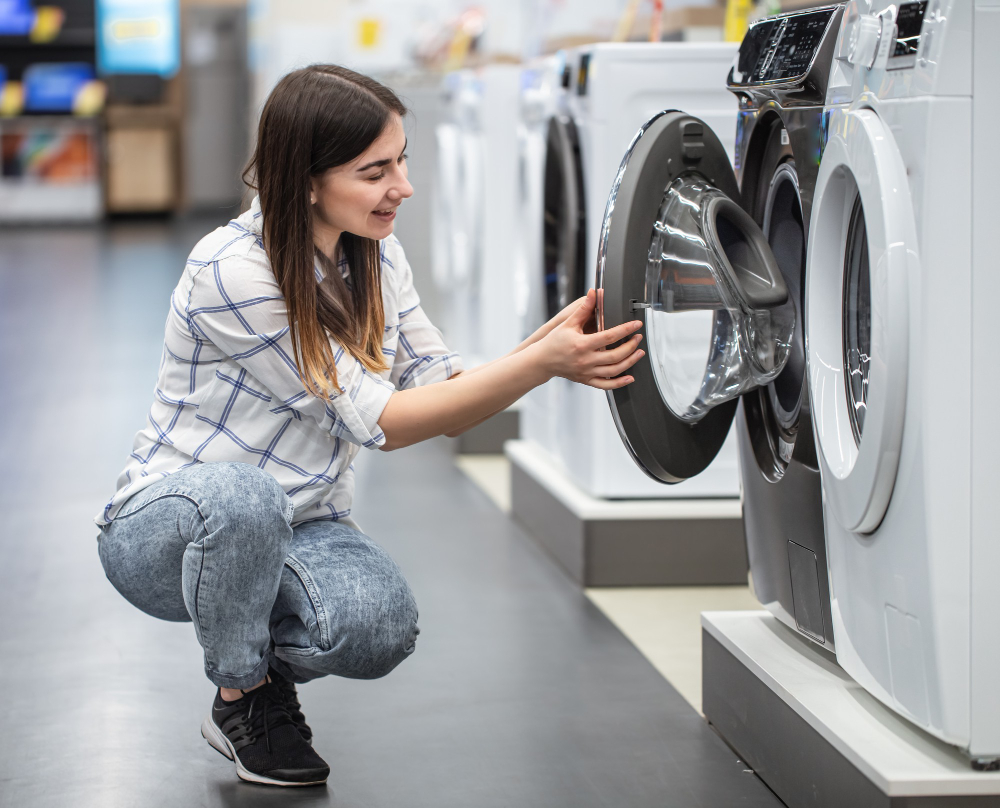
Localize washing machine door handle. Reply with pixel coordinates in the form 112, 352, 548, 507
701, 193, 789, 310
597, 109, 795, 485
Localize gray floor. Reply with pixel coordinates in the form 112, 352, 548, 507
0, 215, 784, 808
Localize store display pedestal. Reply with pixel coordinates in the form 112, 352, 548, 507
454, 407, 519, 454
505, 440, 746, 587
702, 611, 1000, 808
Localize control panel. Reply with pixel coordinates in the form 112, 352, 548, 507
730, 7, 837, 86
888, 1, 928, 70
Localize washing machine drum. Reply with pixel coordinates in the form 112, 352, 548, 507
597, 110, 794, 484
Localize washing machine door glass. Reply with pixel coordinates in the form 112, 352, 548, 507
843, 196, 871, 444
597, 110, 793, 484
543, 114, 586, 320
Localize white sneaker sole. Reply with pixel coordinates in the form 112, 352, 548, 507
200, 716, 327, 787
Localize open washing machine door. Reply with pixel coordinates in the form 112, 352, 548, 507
598, 110, 795, 483
806, 106, 915, 534
543, 114, 586, 320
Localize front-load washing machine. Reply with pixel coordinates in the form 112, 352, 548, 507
595, 10, 846, 641
806, 0, 1000, 763
517, 54, 568, 459
434, 65, 521, 367
537, 42, 743, 499
720, 5, 846, 650
515, 54, 566, 345
434, 70, 482, 362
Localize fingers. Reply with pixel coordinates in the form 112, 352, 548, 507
593, 346, 645, 378
589, 318, 643, 347
598, 333, 642, 364
584, 374, 635, 391
566, 288, 597, 326
563, 295, 588, 317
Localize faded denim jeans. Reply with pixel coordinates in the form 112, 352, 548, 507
96, 461, 419, 689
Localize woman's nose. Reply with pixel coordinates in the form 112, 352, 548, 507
388, 176, 414, 202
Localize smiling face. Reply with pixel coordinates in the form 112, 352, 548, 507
309, 112, 412, 257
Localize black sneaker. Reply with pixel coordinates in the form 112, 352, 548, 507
269, 670, 313, 743
201, 680, 330, 787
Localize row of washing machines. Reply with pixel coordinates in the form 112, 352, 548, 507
432, 1, 999, 768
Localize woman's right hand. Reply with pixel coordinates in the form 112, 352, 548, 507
535, 289, 645, 391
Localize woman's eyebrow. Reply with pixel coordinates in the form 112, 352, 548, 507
356, 139, 408, 172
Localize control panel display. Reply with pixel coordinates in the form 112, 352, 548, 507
731, 8, 836, 86
890, 1, 927, 67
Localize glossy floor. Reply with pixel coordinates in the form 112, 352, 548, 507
0, 215, 783, 808
455, 454, 762, 713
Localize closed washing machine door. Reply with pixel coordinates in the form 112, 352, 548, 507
806, 107, 916, 533
598, 110, 795, 483
543, 114, 586, 320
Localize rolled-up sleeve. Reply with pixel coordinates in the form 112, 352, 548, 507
386, 238, 464, 389
185, 255, 395, 449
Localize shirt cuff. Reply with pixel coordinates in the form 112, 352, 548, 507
329, 371, 395, 449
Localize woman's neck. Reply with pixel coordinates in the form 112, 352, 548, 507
312, 220, 342, 263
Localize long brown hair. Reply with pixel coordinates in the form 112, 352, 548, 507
243, 65, 407, 401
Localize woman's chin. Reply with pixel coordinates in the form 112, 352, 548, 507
348, 222, 394, 240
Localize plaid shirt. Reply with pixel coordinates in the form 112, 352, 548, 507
95, 197, 462, 527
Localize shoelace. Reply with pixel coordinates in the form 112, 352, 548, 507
271, 675, 311, 740
238, 685, 295, 753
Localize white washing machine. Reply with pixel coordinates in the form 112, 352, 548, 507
538, 43, 742, 499
805, 0, 1000, 764
516, 54, 568, 459
433, 70, 481, 363
515, 54, 566, 345
434, 65, 521, 367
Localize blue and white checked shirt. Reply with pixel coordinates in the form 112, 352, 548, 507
95, 197, 463, 527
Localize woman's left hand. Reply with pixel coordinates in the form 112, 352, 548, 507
522, 296, 591, 349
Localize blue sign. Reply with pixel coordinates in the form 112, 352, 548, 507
23, 63, 95, 112
97, 0, 180, 77
0, 0, 32, 36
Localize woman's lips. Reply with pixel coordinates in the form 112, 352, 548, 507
373, 208, 396, 222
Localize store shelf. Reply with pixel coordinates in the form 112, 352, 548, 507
0, 31, 95, 48
0, 116, 103, 222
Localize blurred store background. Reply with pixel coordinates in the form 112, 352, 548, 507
0, 0, 825, 318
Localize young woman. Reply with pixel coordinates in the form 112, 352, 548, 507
93, 65, 644, 788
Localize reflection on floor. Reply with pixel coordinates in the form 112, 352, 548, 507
454, 453, 512, 513
0, 216, 783, 807
586, 586, 760, 713
456, 453, 761, 713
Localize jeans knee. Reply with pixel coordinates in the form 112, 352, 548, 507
350, 602, 420, 680
278, 572, 419, 681
213, 462, 289, 513
198, 462, 292, 536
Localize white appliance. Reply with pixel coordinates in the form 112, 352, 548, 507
516, 54, 568, 459
514, 54, 566, 345
535, 43, 742, 499
432, 65, 521, 367
432, 71, 479, 362
805, 0, 1000, 764
599, 7, 846, 647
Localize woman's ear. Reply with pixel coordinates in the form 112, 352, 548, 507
309, 175, 320, 206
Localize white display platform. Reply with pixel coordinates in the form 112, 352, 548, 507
506, 439, 746, 586
701, 611, 1000, 807
453, 405, 519, 455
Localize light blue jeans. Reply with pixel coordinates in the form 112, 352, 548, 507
96, 462, 419, 689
